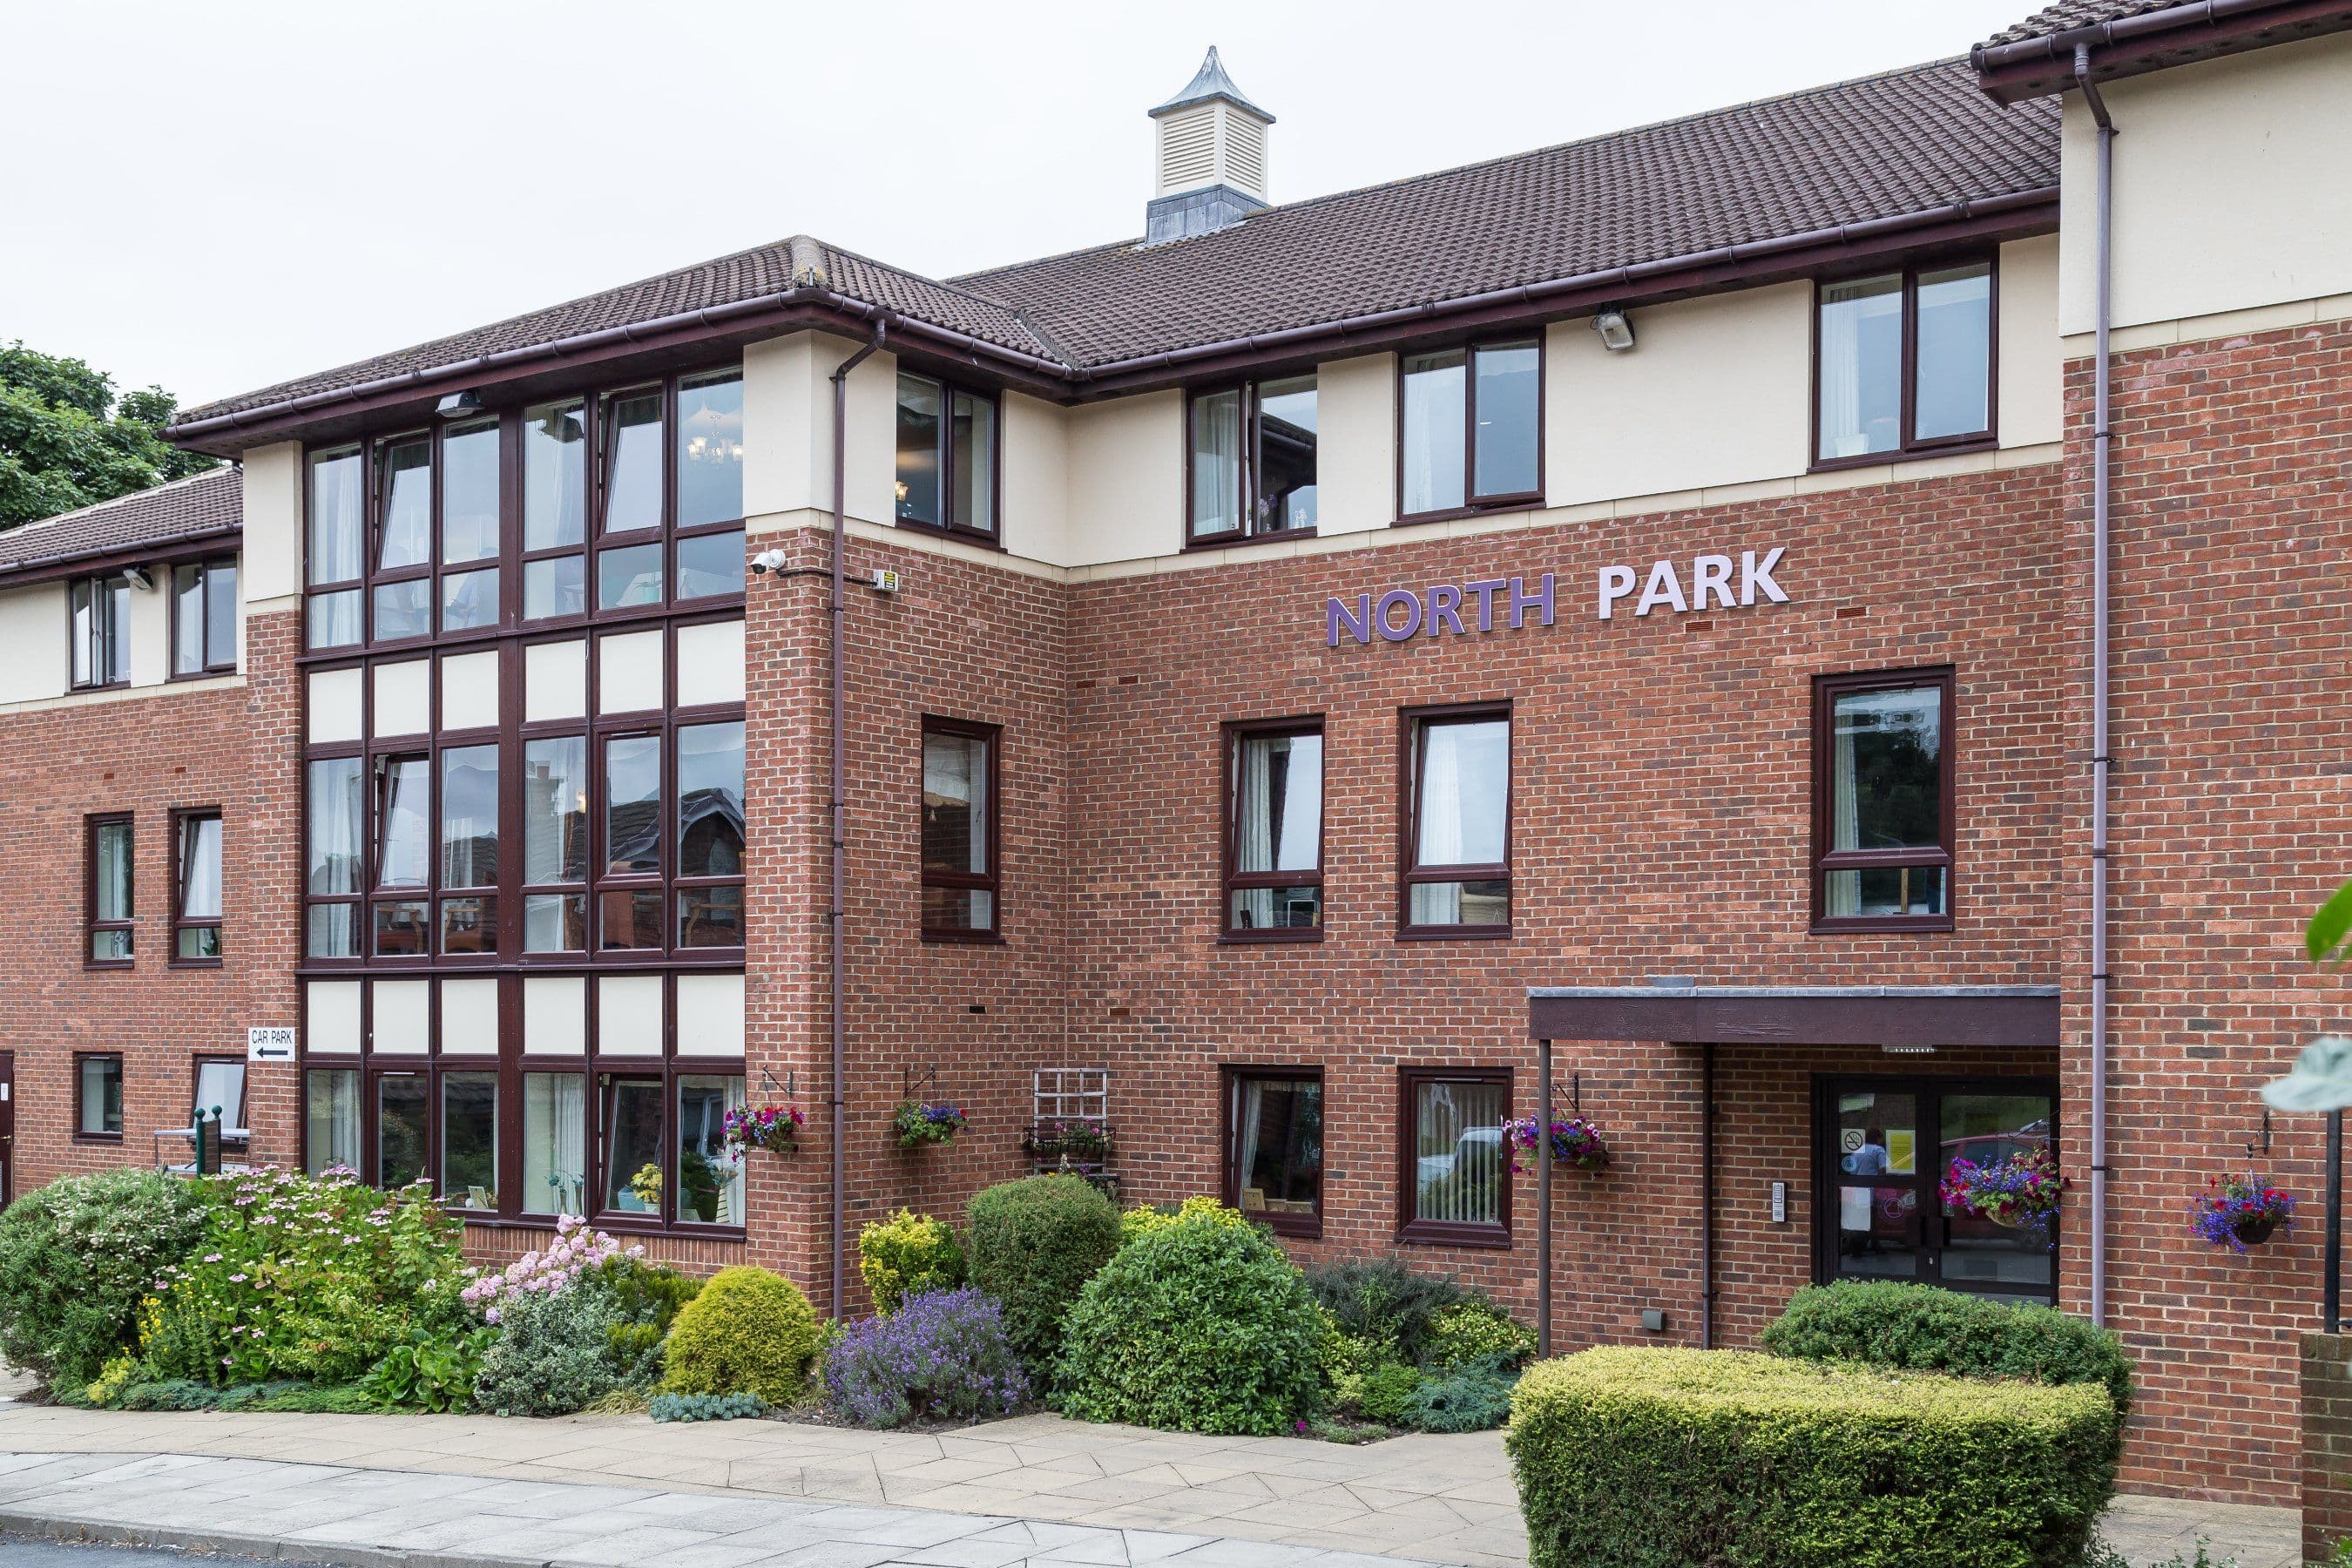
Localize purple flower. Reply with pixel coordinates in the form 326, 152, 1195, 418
821, 1288, 1028, 1429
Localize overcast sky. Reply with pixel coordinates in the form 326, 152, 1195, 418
2, 0, 2031, 409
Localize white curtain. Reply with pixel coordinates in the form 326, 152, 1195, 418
1413, 720, 1506, 923
1819, 279, 1901, 460
1402, 355, 1465, 514
309, 452, 364, 584
180, 815, 222, 920
1828, 709, 1862, 917
1234, 1081, 1267, 1209
524, 1074, 586, 1217
307, 1071, 361, 1175
1191, 390, 1241, 538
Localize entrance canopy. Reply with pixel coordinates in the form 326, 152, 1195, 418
1526, 983, 2060, 1050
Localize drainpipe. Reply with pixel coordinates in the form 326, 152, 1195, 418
828, 323, 885, 1319
2076, 43, 2117, 1328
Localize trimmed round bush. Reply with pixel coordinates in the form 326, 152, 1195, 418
1510, 1346, 2119, 1568
0, 1169, 204, 1387
1761, 1281, 2133, 1416
823, 1287, 1030, 1429
1053, 1214, 1325, 1435
858, 1209, 966, 1315
660, 1265, 821, 1404
965, 1175, 1120, 1364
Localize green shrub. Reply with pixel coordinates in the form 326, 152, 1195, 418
102, 1377, 373, 1414
1407, 1364, 1517, 1432
357, 1323, 495, 1412
966, 1175, 1121, 1364
858, 1209, 966, 1315
1509, 1347, 2118, 1568
1355, 1362, 1422, 1425
661, 1265, 821, 1404
594, 1257, 702, 1387
1054, 1216, 1325, 1435
1426, 1299, 1538, 1372
1118, 1195, 1249, 1248
473, 1283, 624, 1417
0, 1169, 205, 1387
650, 1391, 768, 1422
1761, 1282, 2133, 1416
139, 1169, 467, 1387
1303, 1258, 1466, 1367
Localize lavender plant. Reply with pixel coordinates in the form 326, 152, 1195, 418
821, 1288, 1029, 1429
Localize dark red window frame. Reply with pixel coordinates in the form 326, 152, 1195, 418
1398, 702, 1513, 941
68, 573, 131, 692
1220, 717, 1325, 943
170, 806, 225, 968
73, 1051, 124, 1142
1810, 666, 1958, 934
893, 370, 1004, 546
1809, 257, 1999, 472
1220, 1064, 1325, 1239
920, 715, 1003, 943
85, 812, 134, 969
1185, 377, 1320, 549
170, 556, 240, 679
1396, 1064, 1513, 1248
1394, 337, 1546, 525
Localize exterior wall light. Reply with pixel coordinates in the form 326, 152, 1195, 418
1592, 309, 1636, 353
435, 390, 483, 419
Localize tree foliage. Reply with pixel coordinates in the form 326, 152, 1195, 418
0, 342, 215, 530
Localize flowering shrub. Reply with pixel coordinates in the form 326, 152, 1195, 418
2193, 1172, 2296, 1252
1939, 1145, 2065, 1235
893, 1100, 967, 1148
723, 1101, 805, 1155
1503, 1117, 1610, 1173
458, 1214, 639, 1321
0, 1169, 206, 1388
138, 1168, 466, 1387
857, 1209, 965, 1315
823, 1288, 1030, 1429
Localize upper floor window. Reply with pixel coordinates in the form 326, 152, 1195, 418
172, 558, 239, 678
87, 813, 133, 965
1223, 720, 1322, 940
1813, 667, 1955, 931
306, 368, 745, 650
1189, 375, 1317, 544
70, 574, 130, 690
173, 808, 224, 963
922, 717, 998, 941
1401, 706, 1511, 937
895, 373, 998, 542
1400, 341, 1541, 520
1815, 260, 1994, 465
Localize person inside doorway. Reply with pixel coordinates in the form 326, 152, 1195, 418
1840, 1126, 1894, 1257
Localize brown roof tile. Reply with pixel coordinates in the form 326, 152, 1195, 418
0, 465, 240, 577
1980, 0, 2193, 46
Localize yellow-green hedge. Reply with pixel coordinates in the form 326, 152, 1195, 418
1507, 1347, 2118, 1568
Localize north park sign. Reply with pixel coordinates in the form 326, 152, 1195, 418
1325, 548, 1789, 648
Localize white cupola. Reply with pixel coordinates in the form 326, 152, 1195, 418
1146, 47, 1274, 245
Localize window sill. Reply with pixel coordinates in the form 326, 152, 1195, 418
1183, 526, 1317, 554
1811, 916, 1957, 936
896, 519, 1006, 553
1253, 1211, 1323, 1240
169, 957, 226, 971
1219, 928, 1324, 946
1396, 926, 1512, 943
167, 667, 238, 684
923, 929, 1006, 946
1393, 497, 1542, 528
72, 1132, 125, 1145
1396, 1220, 1512, 1250
1808, 436, 1995, 476
83, 958, 134, 973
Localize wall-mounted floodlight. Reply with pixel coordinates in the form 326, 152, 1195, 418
1592, 310, 1636, 353
436, 390, 483, 420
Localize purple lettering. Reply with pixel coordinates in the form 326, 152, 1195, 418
1465, 578, 1508, 632
1375, 589, 1424, 642
1327, 593, 1373, 648
1427, 584, 1466, 637
1509, 573, 1556, 630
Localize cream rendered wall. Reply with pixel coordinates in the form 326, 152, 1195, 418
1548, 281, 1813, 507
1063, 391, 1183, 564
0, 582, 68, 703
241, 443, 303, 607
1315, 354, 1394, 537
127, 576, 168, 686
740, 331, 896, 531
1001, 391, 1069, 564
1998, 234, 2064, 449
2059, 31, 2352, 335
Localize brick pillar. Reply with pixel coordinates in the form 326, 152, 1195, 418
2304, 1333, 2352, 1564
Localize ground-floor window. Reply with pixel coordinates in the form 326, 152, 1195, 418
1812, 1075, 2057, 1307
1398, 1066, 1511, 1247
1224, 1067, 1324, 1236
76, 1053, 123, 1139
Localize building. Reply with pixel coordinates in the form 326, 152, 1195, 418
3, 0, 2349, 1512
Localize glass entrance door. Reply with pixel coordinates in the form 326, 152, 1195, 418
1815, 1076, 2058, 1307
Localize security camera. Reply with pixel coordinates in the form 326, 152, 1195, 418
751, 549, 789, 576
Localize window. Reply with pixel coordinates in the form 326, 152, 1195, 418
86, 814, 133, 965
307, 1068, 362, 1175
1224, 1069, 1322, 1236
1222, 720, 1323, 939
76, 1054, 123, 1139
194, 1057, 248, 1137
442, 1072, 498, 1211
172, 558, 239, 677
1401, 706, 1511, 936
1399, 341, 1541, 520
1188, 375, 1317, 544
895, 373, 998, 542
1815, 260, 1995, 465
922, 718, 999, 940
172, 809, 223, 963
1813, 668, 1955, 930
1399, 1067, 1511, 1246
70, 574, 131, 690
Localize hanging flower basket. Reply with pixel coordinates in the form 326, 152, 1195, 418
893, 1099, 966, 1150
2193, 1172, 2295, 1253
1502, 1116, 1610, 1174
1024, 1118, 1113, 1161
1939, 1145, 2065, 1236
723, 1102, 805, 1156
